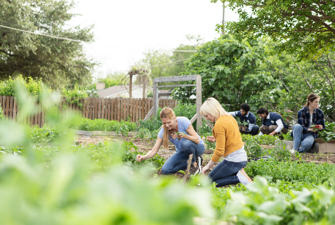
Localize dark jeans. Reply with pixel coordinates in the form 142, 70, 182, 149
241, 125, 260, 136
161, 139, 205, 175
209, 160, 247, 187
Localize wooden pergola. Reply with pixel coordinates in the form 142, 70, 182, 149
127, 68, 149, 100
144, 75, 203, 131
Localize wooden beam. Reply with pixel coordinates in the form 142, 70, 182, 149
129, 75, 132, 99
144, 107, 154, 121
153, 81, 159, 116
154, 75, 197, 83
196, 75, 202, 131
190, 113, 198, 124
157, 84, 196, 88
205, 119, 214, 129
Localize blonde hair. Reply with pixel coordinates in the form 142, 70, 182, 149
160, 107, 176, 149
200, 97, 230, 121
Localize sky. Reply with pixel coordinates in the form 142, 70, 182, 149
70, 0, 239, 79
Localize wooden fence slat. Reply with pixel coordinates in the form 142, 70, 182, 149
0, 96, 177, 125
5, 96, 9, 117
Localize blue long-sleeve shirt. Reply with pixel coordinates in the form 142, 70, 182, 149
229, 111, 257, 132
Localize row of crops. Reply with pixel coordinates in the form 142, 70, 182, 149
1, 88, 335, 224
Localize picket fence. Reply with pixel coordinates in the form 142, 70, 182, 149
0, 96, 177, 127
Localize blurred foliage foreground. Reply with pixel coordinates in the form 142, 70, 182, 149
0, 83, 213, 225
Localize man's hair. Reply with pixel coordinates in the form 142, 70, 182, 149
257, 107, 269, 115
240, 103, 250, 112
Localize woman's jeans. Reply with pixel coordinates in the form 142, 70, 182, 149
209, 160, 247, 187
161, 139, 205, 175
292, 124, 315, 153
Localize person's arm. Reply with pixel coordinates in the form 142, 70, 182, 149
201, 160, 215, 174
202, 130, 226, 173
229, 111, 237, 117
247, 115, 256, 132
178, 124, 200, 144
270, 119, 283, 135
136, 137, 163, 162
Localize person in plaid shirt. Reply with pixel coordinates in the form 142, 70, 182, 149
291, 93, 325, 153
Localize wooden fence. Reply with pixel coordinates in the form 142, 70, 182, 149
0, 96, 177, 127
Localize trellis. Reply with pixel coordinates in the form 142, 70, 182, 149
144, 75, 203, 131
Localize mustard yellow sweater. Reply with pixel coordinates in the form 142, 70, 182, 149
211, 115, 244, 162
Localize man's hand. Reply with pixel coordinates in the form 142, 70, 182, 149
206, 136, 216, 143
269, 131, 276, 136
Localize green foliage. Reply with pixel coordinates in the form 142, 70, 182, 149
242, 135, 291, 160
213, 0, 335, 59
135, 128, 159, 142
0, 153, 213, 225
122, 141, 165, 170
246, 159, 335, 185
62, 85, 88, 108
0, 82, 214, 224
29, 125, 59, 145
69, 118, 137, 133
178, 35, 273, 110
319, 122, 335, 142
0, 76, 49, 98
0, 104, 6, 121
88, 72, 127, 89
283, 131, 293, 141
242, 134, 279, 145
221, 177, 335, 224
0, 0, 95, 88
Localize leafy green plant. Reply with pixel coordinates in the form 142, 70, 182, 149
319, 122, 335, 142
0, 76, 49, 99
69, 118, 137, 132
122, 141, 165, 170
0, 83, 214, 224
0, 104, 6, 121
283, 131, 293, 141
245, 159, 335, 185
220, 176, 335, 224
62, 84, 88, 108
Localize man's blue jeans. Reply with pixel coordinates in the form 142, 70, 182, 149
292, 124, 315, 153
161, 139, 205, 175
209, 160, 247, 187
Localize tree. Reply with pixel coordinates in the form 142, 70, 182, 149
92, 71, 127, 89
0, 0, 95, 88
212, 0, 335, 59
176, 35, 275, 111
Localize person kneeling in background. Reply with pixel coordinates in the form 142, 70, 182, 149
229, 103, 259, 135
200, 97, 252, 187
257, 107, 288, 136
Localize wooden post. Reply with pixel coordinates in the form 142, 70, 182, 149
196, 75, 202, 131
153, 80, 158, 117
129, 75, 133, 100
183, 154, 193, 183
142, 74, 146, 99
